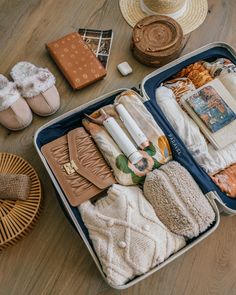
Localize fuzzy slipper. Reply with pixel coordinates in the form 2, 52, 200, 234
0, 75, 32, 130
10, 62, 60, 116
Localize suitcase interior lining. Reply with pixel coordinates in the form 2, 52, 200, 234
143, 46, 236, 100
36, 92, 123, 246
142, 46, 236, 211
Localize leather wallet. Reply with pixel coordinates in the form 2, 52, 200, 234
46, 32, 107, 89
41, 127, 115, 206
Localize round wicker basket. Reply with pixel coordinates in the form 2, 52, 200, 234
0, 153, 42, 250
131, 15, 183, 67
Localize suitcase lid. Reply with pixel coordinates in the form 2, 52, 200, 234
140, 42, 236, 215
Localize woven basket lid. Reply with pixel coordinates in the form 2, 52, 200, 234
0, 153, 42, 250
132, 15, 183, 66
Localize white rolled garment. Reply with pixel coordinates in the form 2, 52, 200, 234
155, 86, 236, 174
79, 184, 185, 286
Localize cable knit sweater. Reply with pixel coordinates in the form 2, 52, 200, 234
79, 184, 185, 286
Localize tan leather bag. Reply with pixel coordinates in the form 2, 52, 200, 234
41, 127, 115, 206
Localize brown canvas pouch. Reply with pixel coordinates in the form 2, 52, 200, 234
0, 174, 31, 200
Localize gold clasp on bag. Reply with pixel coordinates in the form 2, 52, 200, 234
63, 160, 78, 175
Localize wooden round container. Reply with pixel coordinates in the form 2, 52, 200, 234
131, 15, 183, 67
0, 153, 42, 250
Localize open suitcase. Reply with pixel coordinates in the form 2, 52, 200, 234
34, 42, 236, 289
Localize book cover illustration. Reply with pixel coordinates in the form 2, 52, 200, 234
185, 85, 236, 133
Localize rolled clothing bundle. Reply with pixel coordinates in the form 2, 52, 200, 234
155, 86, 236, 175
204, 58, 236, 100
115, 90, 172, 164
211, 164, 236, 198
83, 119, 157, 186
176, 62, 213, 88
0, 174, 31, 200
79, 184, 186, 286
163, 77, 196, 105
203, 58, 236, 77
83, 90, 172, 186
143, 161, 215, 239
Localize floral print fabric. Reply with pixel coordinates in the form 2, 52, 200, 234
83, 90, 172, 185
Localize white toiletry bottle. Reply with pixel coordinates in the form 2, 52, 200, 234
102, 111, 143, 165
115, 103, 149, 149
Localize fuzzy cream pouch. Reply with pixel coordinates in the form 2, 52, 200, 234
143, 161, 215, 239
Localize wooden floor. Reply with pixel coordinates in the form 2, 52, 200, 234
1, 0, 236, 294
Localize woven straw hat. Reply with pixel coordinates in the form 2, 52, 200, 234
119, 0, 208, 35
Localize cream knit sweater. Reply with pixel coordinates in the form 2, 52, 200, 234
79, 184, 185, 286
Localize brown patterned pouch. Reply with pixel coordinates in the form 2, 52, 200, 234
0, 174, 31, 200
46, 32, 106, 90
41, 127, 115, 206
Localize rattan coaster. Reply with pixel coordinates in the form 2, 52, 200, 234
0, 153, 42, 250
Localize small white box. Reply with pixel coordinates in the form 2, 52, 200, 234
117, 61, 133, 76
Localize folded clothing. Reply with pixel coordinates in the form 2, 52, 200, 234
83, 90, 172, 185
203, 58, 236, 77
79, 184, 186, 286
83, 119, 157, 185
155, 87, 206, 160
204, 58, 236, 102
163, 77, 196, 105
143, 161, 215, 239
176, 62, 213, 88
155, 86, 236, 175
211, 164, 236, 198
0, 174, 31, 200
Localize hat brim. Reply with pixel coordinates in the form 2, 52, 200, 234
119, 0, 208, 35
